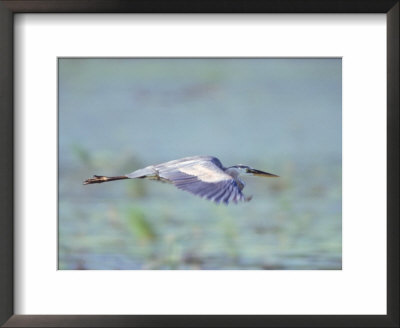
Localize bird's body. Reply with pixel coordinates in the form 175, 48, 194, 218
83, 155, 278, 204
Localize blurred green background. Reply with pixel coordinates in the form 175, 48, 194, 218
58, 58, 342, 270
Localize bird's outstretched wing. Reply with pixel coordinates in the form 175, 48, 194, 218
154, 156, 245, 204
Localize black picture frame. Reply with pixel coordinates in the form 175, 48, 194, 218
0, 1, 398, 327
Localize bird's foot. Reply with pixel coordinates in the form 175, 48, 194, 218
83, 175, 108, 185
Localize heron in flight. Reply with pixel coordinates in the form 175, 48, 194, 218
83, 155, 278, 204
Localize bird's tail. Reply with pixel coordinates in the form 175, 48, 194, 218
83, 175, 129, 185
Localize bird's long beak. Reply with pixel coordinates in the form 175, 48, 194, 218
247, 168, 279, 177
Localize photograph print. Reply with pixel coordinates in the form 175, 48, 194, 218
58, 58, 342, 270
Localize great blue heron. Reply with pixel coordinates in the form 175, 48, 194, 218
83, 155, 278, 204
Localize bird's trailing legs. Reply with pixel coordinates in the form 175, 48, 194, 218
83, 175, 129, 185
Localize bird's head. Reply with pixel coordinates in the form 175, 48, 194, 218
229, 165, 279, 178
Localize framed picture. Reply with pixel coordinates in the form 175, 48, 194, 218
59, 56, 342, 272
1, 1, 398, 327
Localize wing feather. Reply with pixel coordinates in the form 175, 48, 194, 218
206, 184, 227, 201
221, 184, 233, 204
154, 157, 245, 204
209, 184, 230, 203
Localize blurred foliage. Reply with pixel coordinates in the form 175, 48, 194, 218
126, 207, 157, 243
71, 144, 92, 169
216, 207, 239, 261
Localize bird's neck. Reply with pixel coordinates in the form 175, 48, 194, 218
224, 167, 240, 178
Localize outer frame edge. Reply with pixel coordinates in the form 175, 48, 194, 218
0, 1, 14, 327
387, 2, 400, 327
2, 0, 399, 327
1, 0, 399, 13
